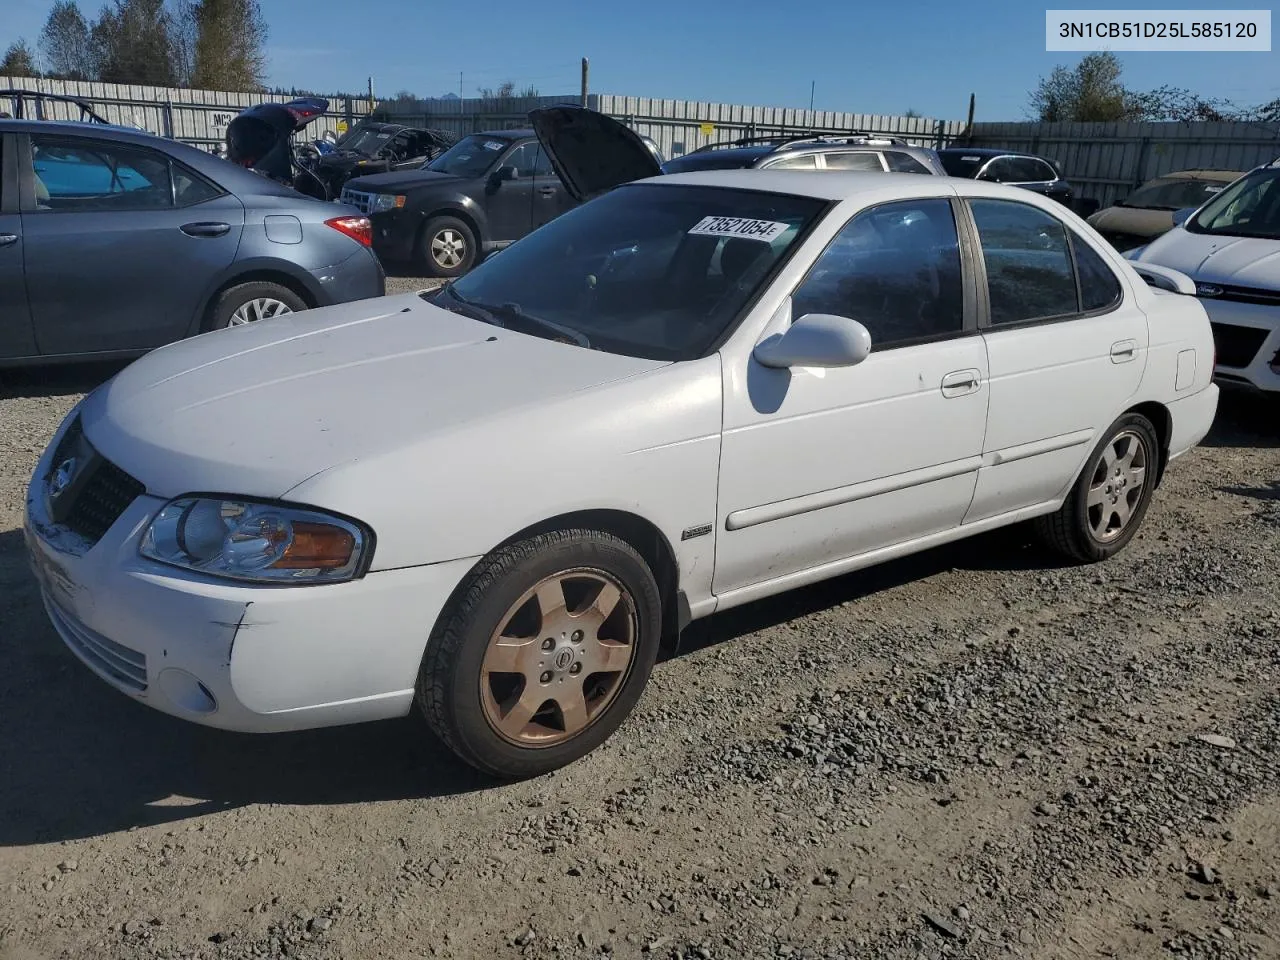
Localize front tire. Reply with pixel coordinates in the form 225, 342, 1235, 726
418, 216, 477, 279
1035, 412, 1159, 562
417, 529, 662, 779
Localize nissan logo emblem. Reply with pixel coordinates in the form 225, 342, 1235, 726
48, 457, 78, 498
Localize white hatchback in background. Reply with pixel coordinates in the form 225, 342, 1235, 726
1128, 161, 1280, 394
25, 107, 1219, 780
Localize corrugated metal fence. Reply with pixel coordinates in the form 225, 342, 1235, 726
378, 93, 967, 157
0, 76, 371, 149
7, 76, 1280, 208
962, 120, 1280, 207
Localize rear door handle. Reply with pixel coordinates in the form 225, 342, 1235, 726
1110, 339, 1138, 362
941, 368, 982, 397
180, 221, 231, 238
538, 186, 557, 197
0, 233, 18, 248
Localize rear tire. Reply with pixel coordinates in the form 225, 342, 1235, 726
1035, 412, 1159, 563
205, 281, 306, 331
418, 216, 476, 279
417, 529, 662, 779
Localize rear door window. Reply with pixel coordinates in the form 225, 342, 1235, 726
885, 151, 932, 174
765, 154, 818, 170
822, 152, 885, 171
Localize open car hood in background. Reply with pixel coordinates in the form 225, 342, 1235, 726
528, 105, 664, 202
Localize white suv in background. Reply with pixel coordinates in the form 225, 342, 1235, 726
1128, 161, 1280, 394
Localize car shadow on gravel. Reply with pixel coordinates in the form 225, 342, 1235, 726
0, 525, 496, 848
1199, 389, 1279, 449
0, 362, 130, 400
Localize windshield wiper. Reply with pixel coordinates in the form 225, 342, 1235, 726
430, 287, 591, 348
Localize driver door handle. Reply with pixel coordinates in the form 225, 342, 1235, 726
0, 233, 18, 248
180, 221, 231, 238
941, 369, 982, 397
538, 186, 557, 197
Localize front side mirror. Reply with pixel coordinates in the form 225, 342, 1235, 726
753, 312, 872, 369
490, 164, 518, 184
1172, 206, 1195, 226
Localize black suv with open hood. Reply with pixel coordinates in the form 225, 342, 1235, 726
341, 117, 664, 278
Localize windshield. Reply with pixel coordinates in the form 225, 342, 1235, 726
1187, 169, 1280, 239
435, 183, 828, 361
938, 152, 987, 178
1122, 177, 1230, 211
337, 127, 397, 156
425, 134, 510, 177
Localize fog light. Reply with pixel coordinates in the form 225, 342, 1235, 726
157, 668, 218, 715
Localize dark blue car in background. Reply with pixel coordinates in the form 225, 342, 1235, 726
0, 119, 385, 366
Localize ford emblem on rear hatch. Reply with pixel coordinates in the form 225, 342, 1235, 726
48, 457, 78, 498
1196, 283, 1223, 298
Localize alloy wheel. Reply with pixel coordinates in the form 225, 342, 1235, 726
480, 568, 637, 747
431, 229, 467, 269
229, 297, 293, 326
1086, 429, 1149, 542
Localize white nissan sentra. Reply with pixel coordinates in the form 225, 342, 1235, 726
26, 108, 1219, 779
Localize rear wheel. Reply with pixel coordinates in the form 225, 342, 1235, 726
417, 529, 662, 779
205, 281, 306, 331
1035, 412, 1159, 562
418, 216, 476, 279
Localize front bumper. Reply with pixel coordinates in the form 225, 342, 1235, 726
24, 431, 476, 733
1200, 298, 1280, 393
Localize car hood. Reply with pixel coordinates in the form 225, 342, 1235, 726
344, 169, 461, 192
1134, 228, 1280, 287
528, 105, 663, 202
1088, 205, 1175, 238
81, 292, 668, 500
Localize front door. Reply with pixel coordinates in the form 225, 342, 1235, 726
962, 197, 1148, 521
22, 132, 245, 356
484, 140, 539, 243
714, 196, 991, 596
0, 133, 37, 359
532, 143, 574, 228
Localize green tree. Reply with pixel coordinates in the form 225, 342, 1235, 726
39, 2, 91, 79
90, 0, 177, 85
1029, 51, 1132, 122
0, 39, 39, 77
191, 0, 268, 91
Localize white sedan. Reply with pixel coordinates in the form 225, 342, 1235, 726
25, 108, 1219, 779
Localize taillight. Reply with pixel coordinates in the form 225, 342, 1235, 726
325, 215, 372, 247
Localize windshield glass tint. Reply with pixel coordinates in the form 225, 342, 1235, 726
440, 183, 827, 361
426, 135, 509, 177
938, 152, 985, 178
1188, 170, 1280, 239
1125, 178, 1229, 211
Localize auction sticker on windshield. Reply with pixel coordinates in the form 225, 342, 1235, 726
483, 141, 504, 151
689, 216, 790, 242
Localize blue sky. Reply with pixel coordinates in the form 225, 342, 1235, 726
3, 0, 1278, 119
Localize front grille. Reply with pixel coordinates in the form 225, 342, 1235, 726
64, 459, 145, 543
340, 188, 374, 215
44, 594, 148, 692
1209, 322, 1269, 369
1207, 284, 1280, 307
45, 416, 145, 546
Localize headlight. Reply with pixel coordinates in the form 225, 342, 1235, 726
371, 193, 406, 213
140, 498, 371, 584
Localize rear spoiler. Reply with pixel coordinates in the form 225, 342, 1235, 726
1127, 261, 1197, 296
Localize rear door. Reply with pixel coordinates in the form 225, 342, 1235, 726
962, 196, 1148, 522
0, 131, 37, 359
532, 142, 574, 227
21, 132, 245, 356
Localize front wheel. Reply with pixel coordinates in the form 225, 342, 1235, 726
418, 215, 476, 278
1035, 412, 1160, 562
417, 529, 662, 779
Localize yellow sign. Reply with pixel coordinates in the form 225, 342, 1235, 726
699, 122, 714, 136
336, 120, 349, 133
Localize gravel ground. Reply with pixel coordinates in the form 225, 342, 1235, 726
1, 316, 1277, 960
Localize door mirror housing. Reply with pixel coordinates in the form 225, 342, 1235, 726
490, 164, 519, 185
753, 313, 872, 369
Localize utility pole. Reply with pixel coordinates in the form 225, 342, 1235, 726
809, 80, 815, 114
459, 71, 464, 101
965, 92, 975, 143
580, 57, 589, 108
367, 76, 374, 113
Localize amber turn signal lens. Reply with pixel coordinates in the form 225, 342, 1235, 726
272, 521, 357, 570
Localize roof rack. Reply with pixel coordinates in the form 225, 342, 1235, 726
690, 130, 911, 154
0, 88, 111, 124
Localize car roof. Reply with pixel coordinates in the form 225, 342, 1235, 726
937, 146, 1037, 158
0, 117, 152, 136
1159, 169, 1243, 182
639, 168, 948, 200
468, 128, 534, 140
